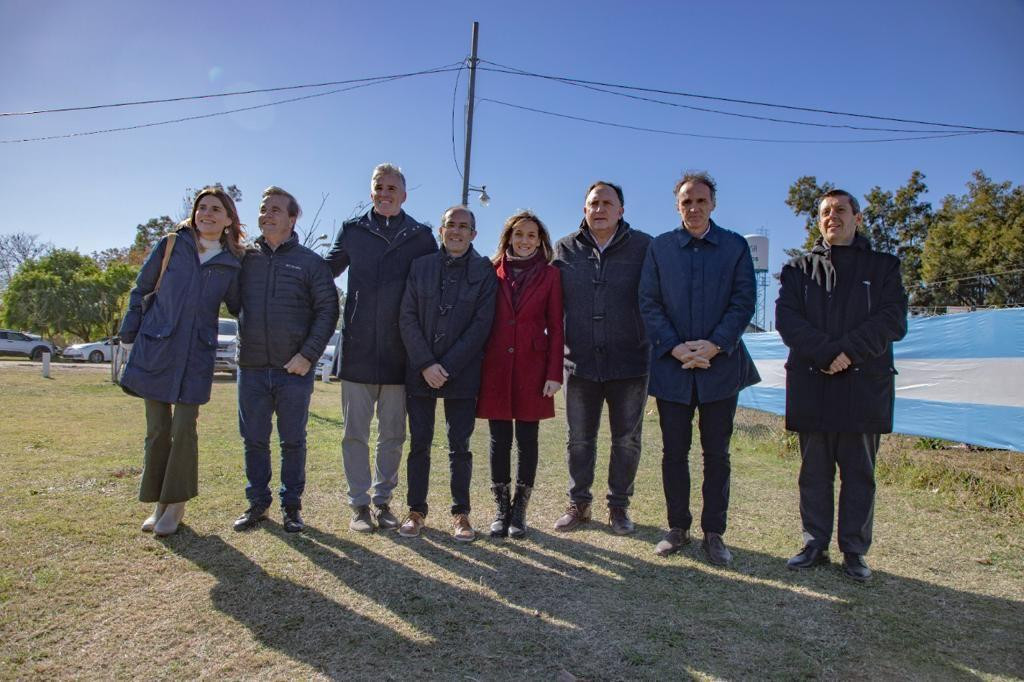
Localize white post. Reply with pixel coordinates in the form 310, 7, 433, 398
41, 351, 51, 378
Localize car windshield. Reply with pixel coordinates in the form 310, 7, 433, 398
218, 320, 238, 336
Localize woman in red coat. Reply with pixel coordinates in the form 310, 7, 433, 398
477, 210, 564, 538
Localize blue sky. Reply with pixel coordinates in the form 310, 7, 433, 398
2, 1, 1022, 326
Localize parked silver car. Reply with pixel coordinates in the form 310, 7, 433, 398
216, 318, 238, 375
0, 329, 57, 360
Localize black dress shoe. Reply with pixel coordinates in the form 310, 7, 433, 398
283, 507, 305, 533
702, 532, 733, 566
842, 553, 872, 582
233, 506, 268, 532
787, 545, 830, 570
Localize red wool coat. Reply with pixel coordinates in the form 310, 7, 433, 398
476, 261, 564, 421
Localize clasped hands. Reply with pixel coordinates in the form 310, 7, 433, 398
821, 351, 852, 375
422, 363, 449, 389
671, 339, 719, 370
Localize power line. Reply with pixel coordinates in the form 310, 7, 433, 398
0, 64, 465, 117
477, 60, 1024, 136
916, 266, 1024, 288
480, 61, 963, 135
1, 68, 460, 144
450, 58, 467, 179
479, 98, 984, 144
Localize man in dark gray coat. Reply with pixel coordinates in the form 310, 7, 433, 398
396, 206, 497, 542
776, 189, 907, 581
552, 181, 652, 535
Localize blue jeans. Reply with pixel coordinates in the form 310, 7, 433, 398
565, 374, 647, 508
238, 367, 314, 510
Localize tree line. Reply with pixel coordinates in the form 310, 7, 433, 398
786, 170, 1023, 309
2, 171, 1021, 343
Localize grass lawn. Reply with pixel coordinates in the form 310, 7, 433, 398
1, 364, 1022, 680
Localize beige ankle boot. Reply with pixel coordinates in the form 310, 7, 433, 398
141, 503, 167, 532
153, 502, 186, 537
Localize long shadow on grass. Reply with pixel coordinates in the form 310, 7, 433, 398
169, 531, 424, 679
387, 524, 1024, 680
286, 525, 577, 679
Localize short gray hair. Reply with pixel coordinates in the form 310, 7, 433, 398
371, 163, 406, 189
441, 204, 476, 231
674, 171, 717, 201
261, 185, 301, 219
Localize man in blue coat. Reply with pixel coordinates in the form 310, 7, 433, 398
776, 189, 907, 581
324, 164, 437, 533
639, 172, 759, 566
232, 186, 339, 533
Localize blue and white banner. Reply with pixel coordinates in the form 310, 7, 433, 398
738, 308, 1024, 451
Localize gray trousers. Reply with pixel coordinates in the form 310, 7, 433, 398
341, 380, 407, 507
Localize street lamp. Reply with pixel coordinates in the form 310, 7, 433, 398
467, 184, 490, 207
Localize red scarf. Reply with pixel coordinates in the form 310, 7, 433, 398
503, 249, 546, 309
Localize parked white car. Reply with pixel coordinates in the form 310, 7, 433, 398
0, 329, 57, 360
62, 338, 115, 363
216, 318, 238, 375
317, 331, 341, 379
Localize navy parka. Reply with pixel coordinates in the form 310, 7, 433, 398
119, 228, 241, 405
325, 210, 437, 385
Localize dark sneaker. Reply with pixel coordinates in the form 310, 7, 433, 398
608, 506, 635, 535
842, 553, 872, 582
233, 506, 268, 532
553, 502, 591, 532
654, 528, 692, 556
787, 545, 830, 570
374, 504, 399, 530
282, 506, 305, 533
702, 532, 733, 566
349, 505, 375, 533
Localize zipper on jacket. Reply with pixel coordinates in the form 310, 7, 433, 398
263, 249, 274, 367
863, 280, 872, 314
348, 290, 359, 326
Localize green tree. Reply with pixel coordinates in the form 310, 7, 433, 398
1, 249, 137, 341
784, 175, 834, 254
920, 171, 1024, 307
862, 170, 933, 304
131, 216, 176, 260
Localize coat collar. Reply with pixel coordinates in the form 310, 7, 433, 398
674, 219, 721, 248
575, 218, 632, 252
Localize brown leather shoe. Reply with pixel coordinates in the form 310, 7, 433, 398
398, 511, 425, 538
452, 513, 476, 543
608, 506, 635, 535
702, 532, 733, 566
654, 528, 692, 556
553, 502, 591, 532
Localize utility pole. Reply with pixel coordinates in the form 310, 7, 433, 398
460, 21, 479, 206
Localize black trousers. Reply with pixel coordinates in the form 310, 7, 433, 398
798, 431, 879, 555
406, 395, 476, 516
656, 387, 738, 534
488, 419, 539, 487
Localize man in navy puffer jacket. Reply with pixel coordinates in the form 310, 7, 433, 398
233, 186, 339, 534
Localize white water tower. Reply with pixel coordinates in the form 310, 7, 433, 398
744, 231, 770, 331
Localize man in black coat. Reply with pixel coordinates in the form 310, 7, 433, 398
324, 164, 437, 533
552, 181, 652, 535
233, 186, 339, 534
396, 206, 497, 542
775, 189, 908, 581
